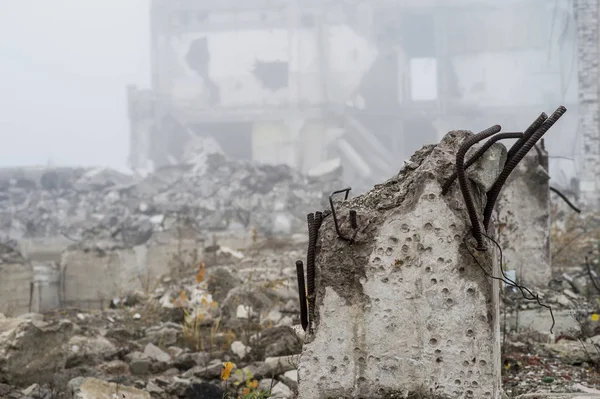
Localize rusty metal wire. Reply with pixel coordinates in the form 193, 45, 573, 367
295, 260, 308, 331
465, 233, 555, 334
442, 132, 523, 195
483, 106, 567, 232
550, 186, 581, 213
456, 125, 502, 251
329, 188, 352, 242
585, 256, 600, 295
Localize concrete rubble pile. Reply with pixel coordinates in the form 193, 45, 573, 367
0, 147, 339, 247
0, 236, 307, 399
0, 239, 25, 264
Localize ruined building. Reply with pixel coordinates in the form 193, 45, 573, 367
127, 0, 578, 192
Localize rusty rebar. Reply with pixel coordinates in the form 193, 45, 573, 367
306, 213, 317, 332
315, 211, 323, 230
456, 125, 502, 251
295, 260, 308, 331
442, 132, 523, 195
506, 112, 548, 162
349, 210, 357, 229
483, 106, 567, 232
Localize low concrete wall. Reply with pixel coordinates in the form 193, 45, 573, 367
0, 262, 34, 316
60, 233, 204, 309
5, 229, 248, 314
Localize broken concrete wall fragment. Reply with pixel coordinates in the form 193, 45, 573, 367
298, 131, 504, 399
60, 230, 202, 310
0, 262, 33, 316
496, 149, 552, 287
0, 243, 33, 316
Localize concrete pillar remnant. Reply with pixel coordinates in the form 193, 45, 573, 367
496, 150, 551, 287
298, 131, 505, 399
574, 0, 600, 208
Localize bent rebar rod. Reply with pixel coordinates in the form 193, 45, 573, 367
456, 125, 502, 251
506, 112, 548, 162
442, 132, 523, 195
483, 106, 567, 232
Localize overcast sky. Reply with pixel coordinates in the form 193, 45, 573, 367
0, 0, 150, 169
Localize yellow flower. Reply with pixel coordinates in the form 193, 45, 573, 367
592, 313, 599, 322
196, 262, 206, 283
221, 361, 234, 380
249, 379, 259, 389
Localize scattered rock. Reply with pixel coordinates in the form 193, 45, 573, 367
231, 341, 251, 359
0, 318, 74, 386
69, 377, 150, 399
185, 382, 223, 399
97, 360, 129, 375
143, 343, 172, 363
126, 352, 151, 376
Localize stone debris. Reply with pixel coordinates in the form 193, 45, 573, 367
71, 377, 151, 399
0, 236, 306, 398
0, 150, 338, 247
0, 239, 26, 264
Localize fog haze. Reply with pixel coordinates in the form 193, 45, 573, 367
0, 0, 149, 168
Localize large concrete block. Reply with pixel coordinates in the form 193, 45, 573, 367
0, 262, 33, 316
496, 150, 551, 287
298, 131, 503, 399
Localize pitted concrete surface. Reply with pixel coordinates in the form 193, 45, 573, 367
298, 131, 504, 399
468, 142, 507, 193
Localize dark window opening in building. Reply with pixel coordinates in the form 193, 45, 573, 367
186, 38, 220, 105
252, 61, 289, 91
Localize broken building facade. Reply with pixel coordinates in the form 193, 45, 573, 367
127, 0, 579, 192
